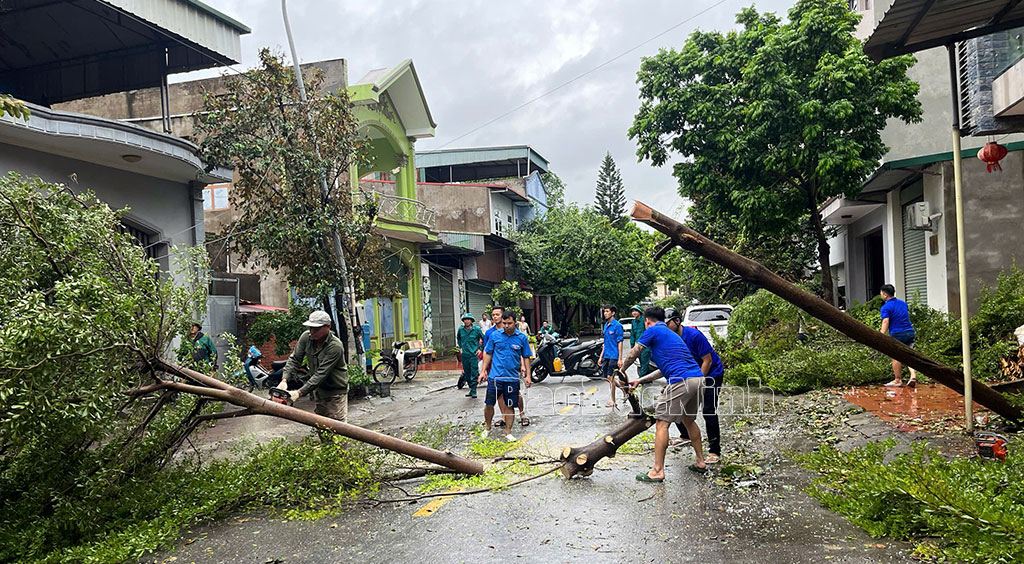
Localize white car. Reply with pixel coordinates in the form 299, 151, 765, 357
683, 304, 733, 342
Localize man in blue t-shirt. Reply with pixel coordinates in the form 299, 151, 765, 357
480, 311, 533, 441
600, 305, 624, 408
666, 308, 725, 463
617, 306, 708, 481
880, 284, 917, 387
482, 306, 529, 428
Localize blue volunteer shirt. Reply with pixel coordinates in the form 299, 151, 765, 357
602, 319, 624, 359
638, 322, 704, 384
484, 325, 497, 346
880, 298, 914, 334
485, 329, 533, 382
682, 326, 724, 379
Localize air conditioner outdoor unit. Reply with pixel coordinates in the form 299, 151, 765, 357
907, 202, 931, 228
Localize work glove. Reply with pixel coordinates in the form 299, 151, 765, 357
276, 379, 288, 391
288, 390, 300, 402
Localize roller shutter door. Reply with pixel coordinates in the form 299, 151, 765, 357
430, 268, 456, 350
466, 281, 493, 321
902, 205, 928, 304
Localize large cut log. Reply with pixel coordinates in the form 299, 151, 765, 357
561, 369, 654, 478
153, 358, 484, 475
631, 201, 1022, 422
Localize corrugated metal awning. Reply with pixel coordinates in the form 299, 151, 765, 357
865, 0, 1024, 61
0, 0, 249, 105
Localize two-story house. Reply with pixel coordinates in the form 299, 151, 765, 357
824, 0, 1024, 315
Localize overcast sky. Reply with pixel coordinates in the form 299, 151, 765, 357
181, 0, 797, 216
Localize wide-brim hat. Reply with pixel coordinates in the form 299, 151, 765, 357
461, 312, 475, 321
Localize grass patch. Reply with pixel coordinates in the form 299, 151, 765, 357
801, 439, 1024, 563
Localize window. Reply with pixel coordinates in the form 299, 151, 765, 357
203, 183, 230, 211
120, 221, 161, 261
687, 308, 732, 322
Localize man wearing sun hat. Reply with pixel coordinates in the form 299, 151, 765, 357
278, 310, 349, 422
457, 312, 485, 398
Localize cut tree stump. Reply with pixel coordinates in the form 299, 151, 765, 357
561, 369, 654, 478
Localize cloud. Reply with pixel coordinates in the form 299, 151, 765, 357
179, 0, 797, 213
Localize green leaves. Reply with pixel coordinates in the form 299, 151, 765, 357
630, 0, 922, 301
512, 205, 656, 313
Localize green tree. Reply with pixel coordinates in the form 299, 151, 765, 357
196, 49, 394, 360
0, 173, 212, 557
630, 0, 921, 304
512, 205, 655, 331
490, 280, 533, 320
594, 152, 627, 228
657, 198, 820, 304
540, 171, 566, 208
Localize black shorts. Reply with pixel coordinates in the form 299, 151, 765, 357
601, 358, 617, 378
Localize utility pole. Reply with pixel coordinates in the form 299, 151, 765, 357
281, 0, 365, 369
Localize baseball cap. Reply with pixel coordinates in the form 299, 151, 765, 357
302, 310, 332, 327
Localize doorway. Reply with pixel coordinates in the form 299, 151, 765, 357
863, 229, 885, 301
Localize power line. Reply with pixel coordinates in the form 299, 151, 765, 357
436, 0, 734, 149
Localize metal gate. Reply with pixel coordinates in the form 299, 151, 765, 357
206, 295, 237, 367
430, 267, 456, 350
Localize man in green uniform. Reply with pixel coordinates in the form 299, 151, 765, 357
457, 313, 485, 398
629, 305, 651, 377
189, 323, 218, 370
277, 310, 349, 422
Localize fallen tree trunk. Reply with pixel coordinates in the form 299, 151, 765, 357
631, 201, 1022, 422
151, 358, 484, 475
561, 370, 654, 478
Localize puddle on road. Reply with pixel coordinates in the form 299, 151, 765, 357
843, 383, 986, 431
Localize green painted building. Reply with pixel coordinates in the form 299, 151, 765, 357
349, 60, 439, 354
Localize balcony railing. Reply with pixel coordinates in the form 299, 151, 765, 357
355, 191, 436, 231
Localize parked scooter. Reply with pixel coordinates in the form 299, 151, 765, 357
372, 341, 423, 384
237, 346, 288, 391
530, 332, 602, 383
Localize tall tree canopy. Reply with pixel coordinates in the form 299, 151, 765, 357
512, 205, 655, 331
196, 49, 393, 357
630, 0, 921, 304
593, 152, 627, 228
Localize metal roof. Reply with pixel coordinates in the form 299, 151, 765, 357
0, 0, 249, 105
350, 59, 437, 139
864, 0, 1024, 61
416, 145, 549, 182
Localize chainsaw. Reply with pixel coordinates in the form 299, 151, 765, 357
975, 432, 1009, 461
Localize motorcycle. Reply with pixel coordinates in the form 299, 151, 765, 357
372, 341, 423, 384
530, 332, 602, 383
236, 345, 288, 391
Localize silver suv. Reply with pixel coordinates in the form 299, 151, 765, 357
683, 304, 733, 341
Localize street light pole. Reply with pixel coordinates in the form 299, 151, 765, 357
281, 0, 365, 369
947, 43, 974, 433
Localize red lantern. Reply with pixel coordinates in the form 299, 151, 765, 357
978, 141, 1008, 173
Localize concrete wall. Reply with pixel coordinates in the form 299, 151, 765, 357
476, 240, 506, 283
56, 59, 349, 142
0, 140, 195, 275
942, 150, 1024, 316
922, 167, 949, 312
418, 183, 491, 233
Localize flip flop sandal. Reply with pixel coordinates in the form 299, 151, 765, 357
520, 417, 531, 427
704, 454, 720, 464
635, 473, 664, 483
907, 379, 917, 388
495, 420, 506, 428
688, 464, 708, 474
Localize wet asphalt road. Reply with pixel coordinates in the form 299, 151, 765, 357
154, 367, 914, 564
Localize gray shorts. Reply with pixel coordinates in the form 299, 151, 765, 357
653, 378, 704, 422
